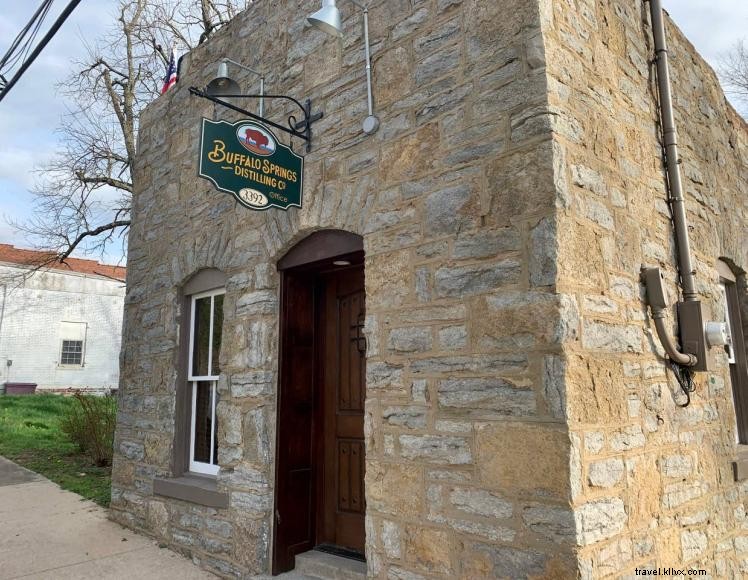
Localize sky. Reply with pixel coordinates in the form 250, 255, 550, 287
0, 0, 746, 264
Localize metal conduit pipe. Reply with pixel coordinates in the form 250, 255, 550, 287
652, 310, 698, 366
648, 0, 698, 302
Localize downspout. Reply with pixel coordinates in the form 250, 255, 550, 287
649, 0, 697, 302
644, 0, 698, 367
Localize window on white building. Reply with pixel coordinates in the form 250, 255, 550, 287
60, 339, 84, 366
187, 287, 224, 475
59, 321, 87, 367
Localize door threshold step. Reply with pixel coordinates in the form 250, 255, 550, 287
294, 550, 367, 580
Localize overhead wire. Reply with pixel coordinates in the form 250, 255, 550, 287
0, 0, 54, 76
0, 0, 83, 103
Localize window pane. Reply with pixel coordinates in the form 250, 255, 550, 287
61, 340, 83, 365
211, 294, 224, 376
192, 297, 211, 376
193, 381, 215, 464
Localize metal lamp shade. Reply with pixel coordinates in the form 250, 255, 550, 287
307, 0, 342, 37
205, 61, 241, 96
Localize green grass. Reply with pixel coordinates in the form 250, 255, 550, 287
0, 394, 112, 506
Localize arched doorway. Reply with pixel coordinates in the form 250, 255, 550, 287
272, 230, 366, 574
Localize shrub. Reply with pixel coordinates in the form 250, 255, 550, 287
60, 393, 117, 466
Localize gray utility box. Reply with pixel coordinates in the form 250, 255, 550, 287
677, 300, 711, 372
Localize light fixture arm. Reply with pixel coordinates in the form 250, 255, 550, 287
339, 0, 379, 133
221, 58, 266, 116
307, 0, 379, 134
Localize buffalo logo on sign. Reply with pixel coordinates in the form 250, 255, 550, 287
198, 118, 304, 211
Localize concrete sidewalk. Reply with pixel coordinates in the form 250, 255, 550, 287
0, 456, 216, 579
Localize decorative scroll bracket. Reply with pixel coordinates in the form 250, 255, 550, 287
189, 87, 324, 152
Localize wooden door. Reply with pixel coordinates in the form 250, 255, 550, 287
273, 255, 366, 575
274, 271, 316, 573
318, 266, 366, 554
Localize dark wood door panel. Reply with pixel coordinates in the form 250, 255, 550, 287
337, 439, 365, 514
273, 272, 316, 574
320, 266, 366, 554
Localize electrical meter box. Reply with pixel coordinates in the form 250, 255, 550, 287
677, 300, 711, 372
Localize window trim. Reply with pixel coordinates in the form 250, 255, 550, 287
173, 269, 227, 479
717, 261, 748, 459
186, 286, 225, 477
59, 339, 85, 367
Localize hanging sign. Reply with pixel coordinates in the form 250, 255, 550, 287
198, 118, 304, 211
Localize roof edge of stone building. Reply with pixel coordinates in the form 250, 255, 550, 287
661, 8, 747, 129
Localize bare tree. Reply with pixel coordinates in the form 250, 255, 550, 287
719, 39, 748, 116
15, 0, 252, 265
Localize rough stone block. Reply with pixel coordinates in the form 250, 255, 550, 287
448, 487, 513, 518
575, 498, 627, 545
453, 228, 520, 260
681, 530, 707, 561
236, 290, 277, 316
388, 327, 433, 353
476, 423, 570, 498
231, 371, 273, 398
522, 504, 576, 542
399, 435, 472, 465
405, 526, 453, 574
582, 320, 642, 353
437, 377, 536, 417
367, 462, 423, 517
438, 325, 467, 351
588, 458, 624, 488
434, 260, 521, 298
383, 406, 428, 429
660, 455, 693, 479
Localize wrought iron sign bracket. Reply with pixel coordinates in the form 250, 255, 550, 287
189, 86, 324, 152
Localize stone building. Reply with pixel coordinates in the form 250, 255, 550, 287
111, 0, 748, 578
0, 244, 125, 393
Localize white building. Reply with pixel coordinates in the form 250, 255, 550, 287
0, 244, 125, 393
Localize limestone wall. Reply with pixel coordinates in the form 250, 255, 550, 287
542, 0, 748, 576
111, 0, 580, 577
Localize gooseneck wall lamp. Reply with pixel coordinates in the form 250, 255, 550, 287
206, 59, 265, 116
307, 0, 380, 135
189, 57, 323, 152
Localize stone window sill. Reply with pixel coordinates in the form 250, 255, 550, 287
733, 445, 748, 482
153, 474, 228, 508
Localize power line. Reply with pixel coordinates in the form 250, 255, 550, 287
0, 0, 54, 74
0, 0, 83, 104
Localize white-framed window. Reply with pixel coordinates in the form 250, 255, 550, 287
718, 260, 748, 446
60, 339, 84, 366
58, 321, 87, 367
187, 287, 225, 476
720, 282, 737, 365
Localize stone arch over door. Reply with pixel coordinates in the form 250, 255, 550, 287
272, 229, 367, 574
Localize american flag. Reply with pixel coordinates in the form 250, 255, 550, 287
161, 47, 178, 94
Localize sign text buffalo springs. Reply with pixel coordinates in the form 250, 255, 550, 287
198, 118, 304, 211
